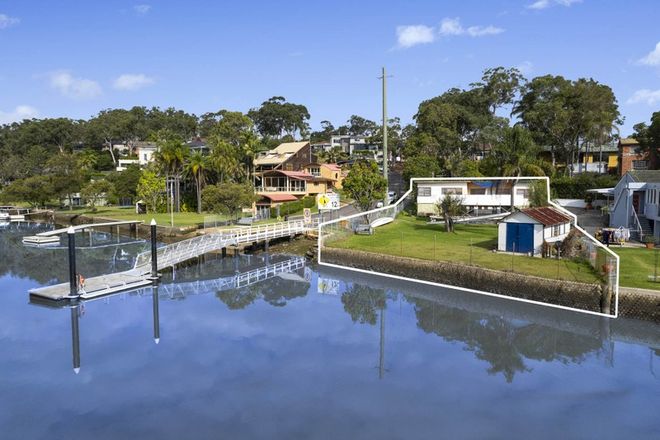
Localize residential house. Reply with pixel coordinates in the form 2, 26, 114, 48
255, 170, 333, 208
609, 170, 660, 239
416, 179, 532, 216
253, 141, 314, 173
303, 163, 345, 189
116, 142, 158, 171
498, 207, 572, 255
570, 141, 619, 174
187, 138, 210, 154
618, 137, 652, 176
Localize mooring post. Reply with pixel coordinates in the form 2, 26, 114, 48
152, 284, 160, 344
67, 226, 78, 297
71, 306, 81, 374
150, 219, 158, 280
222, 247, 227, 258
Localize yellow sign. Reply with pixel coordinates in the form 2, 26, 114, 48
316, 193, 340, 210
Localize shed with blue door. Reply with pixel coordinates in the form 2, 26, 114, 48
497, 207, 573, 256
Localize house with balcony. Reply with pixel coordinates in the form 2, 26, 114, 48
609, 170, 660, 240
303, 163, 345, 189
254, 141, 314, 174
256, 170, 332, 208
570, 141, 619, 175
416, 179, 532, 216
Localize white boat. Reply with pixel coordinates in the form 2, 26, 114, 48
0, 212, 9, 221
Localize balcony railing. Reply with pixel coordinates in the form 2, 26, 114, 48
258, 186, 307, 193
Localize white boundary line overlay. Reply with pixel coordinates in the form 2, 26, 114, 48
318, 176, 620, 319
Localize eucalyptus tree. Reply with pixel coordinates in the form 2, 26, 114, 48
248, 96, 310, 139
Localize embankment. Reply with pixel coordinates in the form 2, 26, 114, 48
320, 248, 650, 318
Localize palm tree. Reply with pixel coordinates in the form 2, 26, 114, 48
240, 131, 267, 186
77, 149, 98, 172
154, 138, 189, 212
184, 151, 208, 214
209, 137, 244, 183
492, 126, 545, 210
436, 194, 466, 233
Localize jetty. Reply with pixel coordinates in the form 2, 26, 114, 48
29, 220, 313, 302
22, 220, 143, 245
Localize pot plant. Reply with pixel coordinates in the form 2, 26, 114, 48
643, 235, 656, 249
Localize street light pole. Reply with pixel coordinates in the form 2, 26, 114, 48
380, 67, 389, 201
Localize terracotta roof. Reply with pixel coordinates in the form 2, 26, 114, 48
518, 207, 572, 226
260, 193, 298, 202
323, 163, 342, 171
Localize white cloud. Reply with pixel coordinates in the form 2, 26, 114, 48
134, 4, 151, 15
516, 61, 534, 74
438, 18, 463, 36
527, 0, 581, 10
627, 89, 660, 105
638, 42, 660, 66
113, 73, 155, 91
438, 17, 504, 37
0, 105, 39, 125
0, 13, 20, 29
47, 71, 102, 99
396, 25, 436, 48
466, 25, 504, 37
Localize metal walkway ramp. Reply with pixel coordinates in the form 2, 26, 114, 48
29, 220, 312, 302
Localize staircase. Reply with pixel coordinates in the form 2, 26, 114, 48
633, 214, 654, 241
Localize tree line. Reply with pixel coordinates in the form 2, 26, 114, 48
1, 66, 659, 212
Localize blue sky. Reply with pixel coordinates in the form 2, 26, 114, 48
1, 0, 659, 135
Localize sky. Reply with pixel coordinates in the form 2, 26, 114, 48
0, 0, 659, 135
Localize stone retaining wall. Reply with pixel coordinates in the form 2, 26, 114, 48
321, 248, 608, 314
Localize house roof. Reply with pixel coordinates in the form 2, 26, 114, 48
517, 207, 572, 226
323, 163, 342, 171
260, 193, 299, 202
628, 170, 660, 183
619, 137, 639, 146
262, 170, 315, 180
254, 141, 310, 166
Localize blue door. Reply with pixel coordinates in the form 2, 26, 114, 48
506, 223, 534, 253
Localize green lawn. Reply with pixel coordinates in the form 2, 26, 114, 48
57, 206, 225, 228
329, 215, 602, 284
611, 247, 660, 290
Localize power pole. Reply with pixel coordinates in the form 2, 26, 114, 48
379, 67, 390, 199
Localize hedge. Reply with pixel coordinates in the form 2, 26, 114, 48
269, 196, 316, 217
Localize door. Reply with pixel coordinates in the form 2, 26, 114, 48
632, 193, 640, 213
506, 223, 534, 253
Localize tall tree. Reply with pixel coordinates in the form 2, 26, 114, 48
343, 161, 388, 213
632, 111, 660, 164
248, 96, 310, 138
184, 151, 209, 214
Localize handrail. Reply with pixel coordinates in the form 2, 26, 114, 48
133, 220, 314, 272
631, 208, 644, 241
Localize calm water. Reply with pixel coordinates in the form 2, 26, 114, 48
0, 222, 658, 439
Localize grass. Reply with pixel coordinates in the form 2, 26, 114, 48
329, 215, 602, 284
610, 247, 660, 290
57, 206, 226, 228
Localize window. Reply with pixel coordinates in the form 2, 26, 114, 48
285, 163, 293, 171
441, 187, 463, 195
633, 160, 649, 170
469, 188, 486, 195
143, 154, 148, 161
308, 167, 321, 177
418, 186, 432, 197
516, 189, 529, 197
552, 225, 561, 236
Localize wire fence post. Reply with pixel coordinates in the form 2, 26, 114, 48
511, 242, 515, 272
434, 234, 437, 260
400, 231, 403, 256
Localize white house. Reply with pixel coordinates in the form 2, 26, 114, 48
416, 179, 532, 216
498, 207, 572, 256
609, 170, 660, 240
